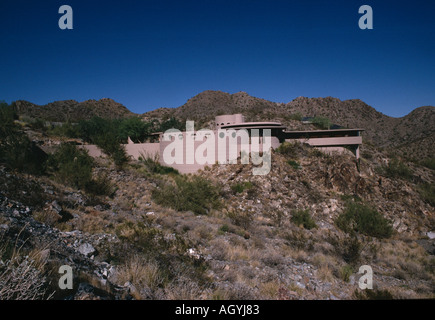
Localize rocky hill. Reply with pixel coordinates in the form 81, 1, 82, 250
12, 98, 136, 122
143, 91, 435, 160
13, 91, 434, 160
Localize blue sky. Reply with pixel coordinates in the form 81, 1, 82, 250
0, 0, 434, 117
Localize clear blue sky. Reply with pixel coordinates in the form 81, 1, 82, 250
0, 0, 434, 117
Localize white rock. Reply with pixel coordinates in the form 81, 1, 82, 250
78, 243, 96, 257
427, 231, 435, 239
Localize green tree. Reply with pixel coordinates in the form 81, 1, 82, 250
118, 117, 150, 143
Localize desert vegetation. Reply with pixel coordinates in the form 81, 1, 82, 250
0, 98, 434, 300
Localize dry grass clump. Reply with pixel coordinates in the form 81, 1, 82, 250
377, 240, 435, 282
112, 254, 165, 299
164, 276, 206, 300
33, 209, 62, 226
310, 252, 338, 282
0, 237, 51, 300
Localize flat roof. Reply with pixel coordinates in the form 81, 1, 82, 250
220, 122, 286, 129
283, 128, 365, 134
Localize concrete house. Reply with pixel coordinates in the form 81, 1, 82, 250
82, 114, 363, 174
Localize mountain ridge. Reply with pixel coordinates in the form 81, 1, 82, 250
11, 91, 435, 159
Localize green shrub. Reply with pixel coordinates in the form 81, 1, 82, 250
139, 153, 179, 175
276, 141, 306, 158
115, 221, 166, 253
418, 182, 435, 207
227, 210, 253, 230
48, 122, 81, 138
0, 103, 47, 174
336, 201, 393, 238
288, 112, 303, 121
420, 158, 435, 171
230, 181, 254, 194
311, 116, 331, 130
93, 132, 129, 168
340, 265, 354, 282
49, 143, 94, 189
290, 209, 317, 230
340, 237, 362, 264
219, 224, 230, 233
0, 101, 17, 138
0, 132, 47, 175
84, 173, 116, 197
354, 288, 394, 300
287, 160, 301, 169
152, 175, 221, 215
379, 158, 413, 180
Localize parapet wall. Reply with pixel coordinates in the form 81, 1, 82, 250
80, 143, 160, 160
215, 114, 245, 129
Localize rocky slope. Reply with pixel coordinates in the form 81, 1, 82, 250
0, 138, 434, 300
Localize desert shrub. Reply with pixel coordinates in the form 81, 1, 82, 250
139, 152, 179, 175
282, 228, 315, 251
164, 276, 204, 300
311, 116, 331, 130
379, 158, 413, 180
418, 182, 435, 207
0, 131, 47, 175
47, 121, 81, 138
338, 237, 362, 265
49, 143, 94, 189
75, 117, 129, 167
218, 224, 231, 233
0, 101, 17, 136
227, 210, 253, 230
354, 288, 394, 300
28, 118, 47, 131
291, 209, 317, 230
339, 265, 354, 282
230, 181, 254, 194
336, 201, 393, 238
152, 175, 221, 215
85, 173, 116, 197
420, 158, 435, 171
0, 102, 46, 174
115, 221, 167, 254
113, 255, 165, 299
93, 131, 129, 168
275, 141, 307, 158
0, 242, 50, 300
287, 160, 301, 169
0, 103, 47, 175
288, 112, 303, 121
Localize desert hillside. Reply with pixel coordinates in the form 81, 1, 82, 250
0, 94, 434, 300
